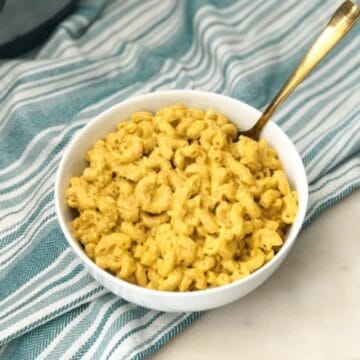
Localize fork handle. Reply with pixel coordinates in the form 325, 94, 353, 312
247, 1, 360, 139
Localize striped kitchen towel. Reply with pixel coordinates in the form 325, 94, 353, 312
0, 0, 359, 358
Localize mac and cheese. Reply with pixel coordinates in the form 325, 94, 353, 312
66, 104, 298, 291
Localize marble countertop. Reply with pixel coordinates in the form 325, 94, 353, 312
152, 190, 360, 360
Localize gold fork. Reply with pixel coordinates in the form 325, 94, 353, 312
240, 0, 360, 140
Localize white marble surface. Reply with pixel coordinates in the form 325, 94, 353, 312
152, 190, 360, 360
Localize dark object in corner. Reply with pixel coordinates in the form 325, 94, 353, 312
0, 0, 78, 58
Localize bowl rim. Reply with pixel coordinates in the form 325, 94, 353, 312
55, 89, 308, 298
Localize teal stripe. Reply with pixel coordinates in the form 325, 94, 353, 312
49, 0, 160, 58
0, 182, 55, 235
1, 288, 97, 345
310, 124, 360, 182
310, 161, 360, 196
0, 126, 63, 181
284, 78, 360, 140
106, 312, 165, 359
37, 0, 112, 57
0, 123, 83, 194
0, 60, 91, 106
169, 0, 306, 86
0, 213, 56, 268
46, 294, 118, 358
304, 113, 360, 168
72, 302, 148, 359
287, 87, 355, 144
0, 250, 74, 310
125, 313, 187, 359
306, 164, 360, 218
134, 312, 203, 360
0, 223, 65, 292
277, 55, 360, 129
0, 192, 54, 249
1, 272, 92, 328
0, 264, 84, 321
304, 181, 360, 229
0, 284, 105, 346
0, 52, 166, 169
0, 172, 56, 237
92, 304, 152, 358
0, 303, 90, 360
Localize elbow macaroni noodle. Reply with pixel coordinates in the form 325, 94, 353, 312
66, 104, 298, 291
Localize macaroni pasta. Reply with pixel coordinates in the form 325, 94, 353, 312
66, 104, 298, 291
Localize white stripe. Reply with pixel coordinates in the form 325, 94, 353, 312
1, 55, 120, 99
0, 119, 85, 190
45, 0, 148, 58
85, 302, 146, 359
0, 207, 55, 267
0, 1, 158, 105
101, 310, 162, 360
154, 0, 322, 93
0, 55, 176, 202
275, 38, 360, 122
0, 166, 58, 235
142, 1, 185, 49
309, 156, 360, 192
291, 84, 360, 150
0, 44, 140, 132
35, 0, 135, 59
123, 314, 189, 360
306, 120, 360, 182
0, 187, 54, 239
295, 89, 360, 152
0, 281, 103, 342
0, 255, 79, 317
180, 0, 307, 68
0, 134, 65, 190
149, 61, 197, 91
0, 58, 78, 98
0, 270, 91, 325
81, 0, 168, 54
319, 124, 360, 175
307, 163, 360, 220
59, 296, 120, 360
38, 301, 98, 360
225, 3, 335, 91
281, 58, 360, 133
0, 124, 64, 177
0, 149, 59, 211
0, 250, 72, 310
115, 313, 185, 360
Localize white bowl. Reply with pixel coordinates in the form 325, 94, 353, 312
55, 90, 308, 312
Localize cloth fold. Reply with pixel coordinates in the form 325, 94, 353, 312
0, 0, 359, 358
